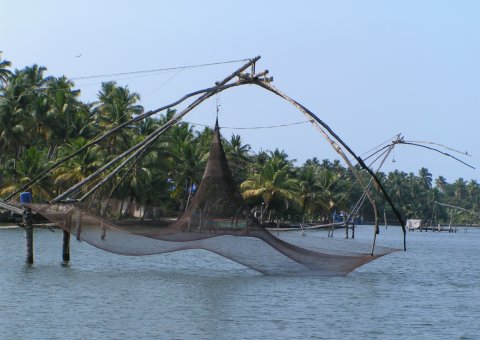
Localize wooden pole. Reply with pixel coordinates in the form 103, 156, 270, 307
252, 80, 406, 251
62, 230, 70, 262
352, 223, 355, 239
4, 58, 259, 202
23, 207, 33, 264
52, 57, 261, 204
253, 80, 381, 252
63, 211, 72, 262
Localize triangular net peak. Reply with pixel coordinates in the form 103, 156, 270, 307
173, 120, 253, 233
30, 121, 398, 276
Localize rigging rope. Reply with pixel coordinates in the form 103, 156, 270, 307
70, 59, 250, 81
407, 140, 471, 157
187, 120, 310, 130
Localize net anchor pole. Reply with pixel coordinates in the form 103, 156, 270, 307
62, 211, 72, 263
62, 230, 70, 263
22, 207, 34, 264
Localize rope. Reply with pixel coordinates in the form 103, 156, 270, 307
400, 142, 475, 169
70, 58, 250, 81
407, 140, 471, 157
187, 120, 310, 130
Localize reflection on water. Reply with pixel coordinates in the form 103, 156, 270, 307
1, 226, 479, 339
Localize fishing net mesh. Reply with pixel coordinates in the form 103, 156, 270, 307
29, 123, 398, 276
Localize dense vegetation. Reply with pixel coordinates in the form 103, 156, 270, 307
1, 53, 479, 225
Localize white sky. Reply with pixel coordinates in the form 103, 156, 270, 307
1, 0, 479, 183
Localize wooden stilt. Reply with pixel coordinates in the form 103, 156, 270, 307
23, 207, 33, 264
352, 223, 355, 239
345, 222, 349, 239
62, 230, 70, 262
62, 211, 72, 262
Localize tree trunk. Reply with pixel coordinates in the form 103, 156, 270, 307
261, 201, 270, 224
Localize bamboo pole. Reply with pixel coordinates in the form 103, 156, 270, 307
5, 57, 261, 202
76, 81, 252, 202
254, 79, 407, 250
252, 80, 382, 253
52, 57, 260, 204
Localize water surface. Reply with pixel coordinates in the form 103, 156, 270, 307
1, 226, 479, 339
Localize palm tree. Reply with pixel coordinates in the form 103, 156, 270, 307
224, 133, 251, 184
0, 100, 28, 157
304, 157, 320, 167
0, 146, 52, 201
194, 126, 215, 156
53, 138, 106, 196
0, 65, 49, 157
298, 162, 327, 222
94, 81, 143, 154
435, 176, 447, 193
0, 51, 12, 86
34, 76, 83, 158
241, 155, 300, 223
134, 117, 159, 136
315, 166, 347, 216
418, 167, 432, 189
321, 159, 332, 169
386, 170, 408, 204
166, 123, 206, 211
72, 102, 98, 140
453, 178, 467, 199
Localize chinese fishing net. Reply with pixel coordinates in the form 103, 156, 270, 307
29, 123, 398, 276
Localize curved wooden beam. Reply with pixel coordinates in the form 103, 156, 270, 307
251, 79, 406, 251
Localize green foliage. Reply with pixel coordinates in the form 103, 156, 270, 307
0, 55, 478, 225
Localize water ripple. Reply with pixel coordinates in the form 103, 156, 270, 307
1, 227, 480, 339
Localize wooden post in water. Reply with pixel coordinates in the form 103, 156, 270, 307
345, 221, 349, 239
62, 230, 70, 262
62, 231, 70, 262
23, 207, 33, 264
352, 223, 355, 239
20, 192, 34, 264
63, 211, 72, 262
